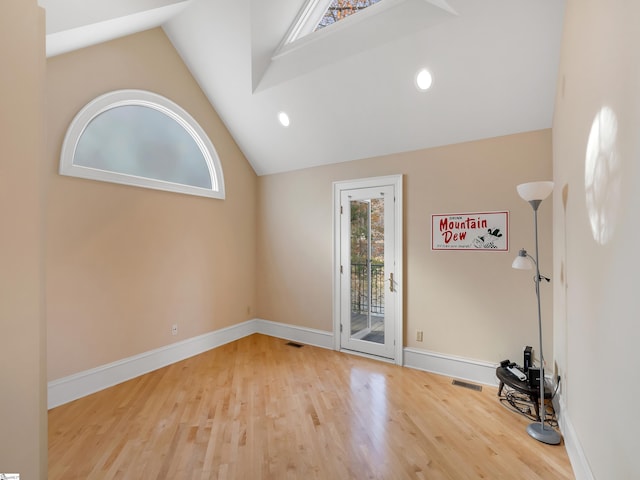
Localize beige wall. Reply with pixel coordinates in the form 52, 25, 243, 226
9, 3, 636, 477
0, 1, 47, 477
552, 1, 640, 478
46, 28, 258, 380
258, 130, 553, 365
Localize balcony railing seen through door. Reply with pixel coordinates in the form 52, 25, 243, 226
351, 263, 385, 315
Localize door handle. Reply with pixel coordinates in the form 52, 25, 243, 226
389, 272, 394, 292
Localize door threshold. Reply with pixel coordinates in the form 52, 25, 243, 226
339, 348, 396, 364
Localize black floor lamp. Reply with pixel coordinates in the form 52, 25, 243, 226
512, 181, 562, 445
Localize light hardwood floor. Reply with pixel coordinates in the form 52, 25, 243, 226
49, 334, 574, 479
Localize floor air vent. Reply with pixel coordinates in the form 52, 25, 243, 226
451, 379, 482, 392
286, 341, 304, 348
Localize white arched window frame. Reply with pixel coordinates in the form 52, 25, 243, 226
60, 89, 225, 199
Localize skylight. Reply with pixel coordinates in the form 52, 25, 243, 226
280, 0, 390, 47
314, 0, 384, 31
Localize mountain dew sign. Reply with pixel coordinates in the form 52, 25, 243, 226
432, 211, 509, 251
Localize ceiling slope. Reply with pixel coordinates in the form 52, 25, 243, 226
41, 0, 566, 175
164, 0, 565, 175
40, 0, 192, 57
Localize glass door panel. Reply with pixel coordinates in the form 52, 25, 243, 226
340, 185, 395, 359
349, 198, 384, 344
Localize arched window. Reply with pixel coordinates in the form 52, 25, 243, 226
60, 89, 225, 199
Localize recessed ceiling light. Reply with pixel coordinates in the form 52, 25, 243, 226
278, 111, 290, 127
416, 68, 433, 91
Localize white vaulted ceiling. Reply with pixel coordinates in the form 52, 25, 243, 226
39, 0, 566, 175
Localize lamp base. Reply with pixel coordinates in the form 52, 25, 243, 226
527, 422, 562, 445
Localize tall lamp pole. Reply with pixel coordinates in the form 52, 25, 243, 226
512, 181, 561, 445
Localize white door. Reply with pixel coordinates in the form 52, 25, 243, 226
334, 176, 403, 362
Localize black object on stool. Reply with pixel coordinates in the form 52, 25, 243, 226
496, 366, 552, 421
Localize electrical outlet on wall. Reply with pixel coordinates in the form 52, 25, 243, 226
171, 324, 178, 336
416, 330, 423, 342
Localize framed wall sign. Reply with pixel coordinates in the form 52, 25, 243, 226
432, 211, 509, 251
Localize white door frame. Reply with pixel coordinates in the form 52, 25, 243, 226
332, 175, 403, 365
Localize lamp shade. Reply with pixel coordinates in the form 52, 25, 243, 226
512, 248, 533, 269
512, 255, 532, 270
516, 181, 554, 202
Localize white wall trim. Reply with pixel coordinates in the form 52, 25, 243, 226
557, 396, 594, 480
48, 320, 257, 409
48, 319, 334, 409
254, 318, 334, 349
404, 347, 499, 386
49, 320, 514, 411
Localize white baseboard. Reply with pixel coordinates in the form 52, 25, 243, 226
48, 320, 257, 409
48, 319, 334, 409
556, 395, 594, 480
48, 321, 500, 409
403, 347, 499, 387
254, 318, 334, 349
